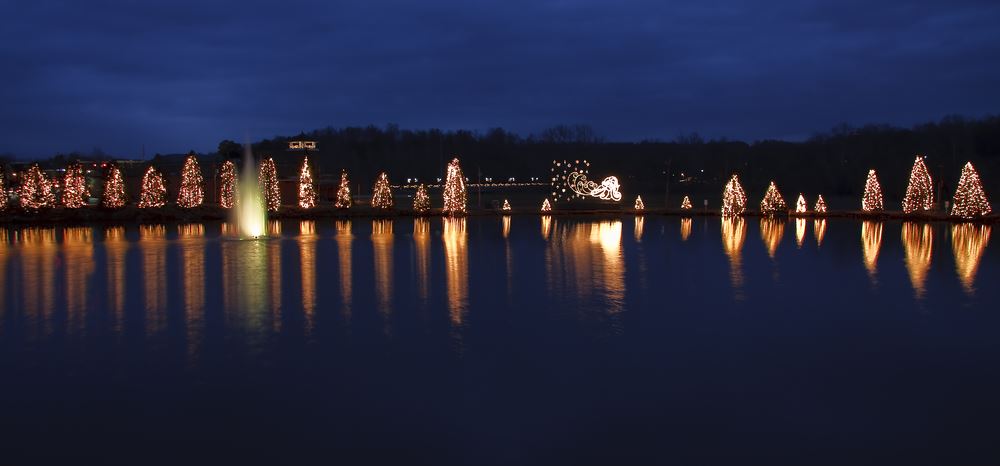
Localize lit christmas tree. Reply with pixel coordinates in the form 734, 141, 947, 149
795, 194, 807, 213
681, 195, 692, 210
177, 154, 204, 208
413, 184, 430, 213
502, 199, 511, 211
442, 158, 467, 215
0, 169, 7, 210
541, 198, 552, 212
259, 157, 281, 212
902, 156, 933, 213
334, 170, 352, 208
721, 174, 747, 216
951, 162, 991, 218
18, 164, 55, 209
861, 169, 884, 212
102, 164, 127, 209
298, 157, 317, 209
759, 181, 787, 215
371, 171, 393, 209
815, 195, 828, 213
634, 195, 644, 210
61, 162, 89, 208
138, 166, 167, 208
218, 160, 237, 209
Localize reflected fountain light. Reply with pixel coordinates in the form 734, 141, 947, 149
104, 226, 128, 334
443, 217, 469, 327
680, 218, 692, 242
372, 219, 394, 325
952, 223, 991, 295
62, 227, 94, 335
795, 218, 807, 248
634, 216, 644, 242
139, 225, 168, 335
220, 238, 270, 337
414, 218, 431, 303
901, 222, 933, 299
335, 220, 353, 320
760, 217, 785, 258
16, 228, 57, 338
721, 217, 746, 298
178, 224, 206, 360
814, 219, 827, 247
299, 221, 317, 334
861, 221, 883, 285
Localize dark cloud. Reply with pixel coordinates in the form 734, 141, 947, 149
1, 0, 998, 157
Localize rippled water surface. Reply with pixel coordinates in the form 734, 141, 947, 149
1, 216, 997, 464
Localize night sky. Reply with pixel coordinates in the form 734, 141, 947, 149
2, 0, 998, 158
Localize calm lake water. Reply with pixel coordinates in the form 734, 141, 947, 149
0, 216, 997, 464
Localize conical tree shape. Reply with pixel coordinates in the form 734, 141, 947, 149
721, 174, 747, 216
0, 170, 8, 210
541, 198, 552, 212
951, 162, 992, 218
681, 195, 692, 210
334, 170, 352, 208
815, 195, 828, 213
177, 154, 204, 208
759, 181, 787, 215
102, 164, 127, 209
298, 157, 317, 209
413, 184, 430, 213
634, 195, 644, 210
19, 164, 55, 209
259, 157, 280, 212
795, 194, 807, 213
138, 166, 167, 208
371, 172, 393, 209
443, 158, 467, 215
61, 162, 89, 208
501, 199, 511, 211
218, 160, 237, 209
862, 169, 884, 212
902, 156, 933, 213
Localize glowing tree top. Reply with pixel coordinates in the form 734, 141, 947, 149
177, 154, 204, 208
681, 195, 692, 210
634, 195, 645, 210
815, 195, 828, 213
298, 157, 317, 209
541, 198, 552, 212
951, 162, 991, 218
795, 194, 807, 213
759, 181, 787, 215
218, 160, 237, 209
259, 157, 281, 212
335, 170, 352, 209
61, 162, 89, 209
862, 169, 884, 212
413, 184, 430, 213
19, 164, 55, 209
443, 158, 467, 215
102, 164, 127, 209
502, 199, 511, 211
371, 171, 393, 209
902, 156, 933, 213
721, 174, 747, 216
138, 166, 167, 208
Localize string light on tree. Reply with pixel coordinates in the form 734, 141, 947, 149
502, 199, 511, 211
61, 162, 89, 208
335, 170, 352, 209
18, 164, 55, 209
951, 162, 992, 218
443, 158, 467, 215
721, 174, 747, 216
902, 156, 933, 213
298, 157, 317, 209
759, 181, 787, 216
795, 194, 807, 213
218, 160, 237, 209
177, 154, 204, 208
815, 195, 828, 213
681, 196, 692, 210
861, 169, 884, 212
102, 164, 127, 209
138, 166, 167, 208
413, 184, 430, 213
541, 198, 552, 212
371, 171, 393, 209
0, 169, 8, 210
634, 195, 645, 210
259, 157, 281, 212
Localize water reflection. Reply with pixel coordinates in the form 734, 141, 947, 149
179, 224, 205, 359
502, 216, 513, 301
372, 219, 394, 322
795, 218, 807, 248
680, 218, 692, 241
861, 221, 883, 284
104, 227, 128, 334
336, 220, 353, 320
501, 215, 511, 239
299, 221, 317, 334
634, 216, 644, 242
220, 239, 271, 337
721, 218, 746, 298
140, 225, 168, 335
952, 223, 991, 294
63, 227, 94, 334
443, 218, 469, 326
760, 218, 784, 258
17, 228, 57, 337
414, 218, 431, 303
814, 219, 827, 247
545, 220, 625, 318
541, 215, 552, 239
901, 222, 933, 299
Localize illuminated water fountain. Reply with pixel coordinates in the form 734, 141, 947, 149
236, 146, 267, 238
